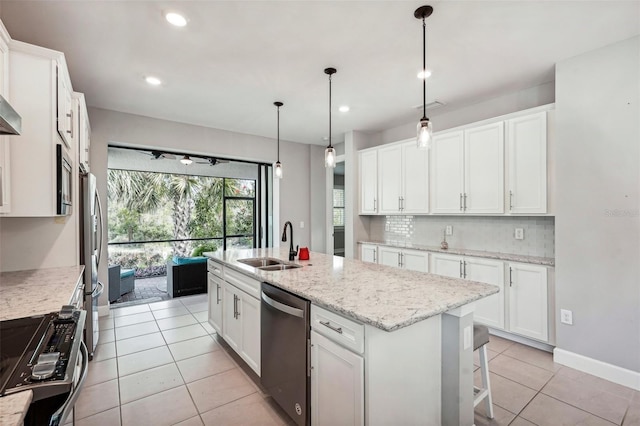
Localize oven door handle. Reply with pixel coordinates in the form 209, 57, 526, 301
49, 340, 89, 426
92, 281, 104, 298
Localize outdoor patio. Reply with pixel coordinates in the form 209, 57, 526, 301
111, 276, 171, 307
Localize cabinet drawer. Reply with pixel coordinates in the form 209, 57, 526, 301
225, 267, 260, 299
207, 259, 224, 279
311, 304, 364, 354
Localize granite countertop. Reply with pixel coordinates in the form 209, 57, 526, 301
359, 240, 555, 267
0, 265, 85, 321
0, 391, 32, 426
206, 248, 499, 331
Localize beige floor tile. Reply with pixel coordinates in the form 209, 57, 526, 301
186, 302, 208, 314
193, 311, 208, 323
174, 416, 204, 426
509, 417, 537, 426
555, 365, 587, 380
180, 294, 208, 305
74, 407, 121, 426
177, 350, 235, 383
121, 386, 198, 426
502, 343, 559, 372
114, 311, 155, 328
112, 304, 151, 317
473, 403, 516, 426
99, 317, 114, 330
119, 363, 184, 404
115, 321, 160, 340
152, 306, 190, 320
100, 327, 115, 343
118, 346, 174, 377
486, 335, 515, 353
541, 374, 630, 424
75, 379, 120, 420
116, 332, 166, 356
93, 341, 117, 362
187, 368, 256, 413
623, 402, 640, 425
200, 321, 216, 335
200, 393, 283, 426
521, 394, 616, 426
149, 298, 185, 311
157, 313, 198, 331
489, 354, 554, 391
85, 357, 118, 387
169, 335, 221, 361
162, 323, 208, 344
474, 348, 499, 367
574, 373, 637, 400
474, 370, 537, 414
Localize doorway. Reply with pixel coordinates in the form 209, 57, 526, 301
332, 161, 345, 257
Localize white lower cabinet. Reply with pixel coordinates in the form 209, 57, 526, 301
360, 244, 377, 263
311, 330, 364, 426
508, 263, 548, 341
222, 281, 261, 375
378, 246, 429, 272
207, 273, 223, 334
464, 257, 505, 330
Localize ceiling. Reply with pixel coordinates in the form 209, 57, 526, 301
1, 1, 638, 145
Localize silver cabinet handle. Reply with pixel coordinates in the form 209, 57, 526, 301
373, 198, 377, 212
398, 252, 401, 267
509, 191, 513, 211
216, 284, 221, 304
463, 261, 467, 278
233, 294, 238, 319
464, 193, 468, 211
373, 250, 377, 263
401, 196, 405, 211
459, 260, 464, 278
66, 110, 74, 138
509, 267, 513, 287
320, 320, 343, 334
398, 197, 402, 211
460, 193, 463, 211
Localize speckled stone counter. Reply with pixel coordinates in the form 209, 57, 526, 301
0, 266, 85, 321
0, 390, 32, 426
359, 240, 555, 267
206, 247, 498, 331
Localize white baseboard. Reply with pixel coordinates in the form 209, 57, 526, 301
553, 348, 640, 391
489, 328, 555, 353
98, 304, 110, 317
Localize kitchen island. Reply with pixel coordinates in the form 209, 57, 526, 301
206, 247, 499, 425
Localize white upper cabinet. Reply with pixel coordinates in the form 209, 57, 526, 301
74, 92, 91, 173
464, 122, 504, 214
0, 24, 11, 214
56, 66, 74, 150
378, 141, 429, 214
431, 131, 465, 214
359, 150, 377, 214
378, 144, 402, 214
506, 112, 547, 214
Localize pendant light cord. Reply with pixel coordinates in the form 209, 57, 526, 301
422, 17, 427, 120
277, 105, 280, 162
328, 73, 333, 149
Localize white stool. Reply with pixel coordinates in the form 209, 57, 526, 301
473, 324, 494, 419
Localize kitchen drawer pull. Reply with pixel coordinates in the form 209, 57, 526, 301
216, 284, 221, 304
459, 260, 464, 278
319, 320, 343, 334
373, 198, 377, 212
509, 267, 513, 287
463, 193, 468, 211
509, 191, 514, 211
460, 193, 463, 211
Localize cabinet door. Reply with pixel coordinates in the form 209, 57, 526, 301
378, 246, 402, 268
464, 122, 504, 213
401, 141, 429, 213
359, 150, 378, 214
360, 244, 377, 263
431, 131, 465, 214
207, 273, 223, 334
430, 253, 463, 278
311, 330, 364, 426
0, 139, 10, 213
507, 112, 547, 214
240, 292, 261, 376
464, 257, 505, 329
402, 249, 429, 273
378, 144, 402, 214
222, 283, 241, 352
508, 263, 548, 341
56, 64, 73, 150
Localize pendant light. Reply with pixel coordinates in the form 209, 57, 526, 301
324, 67, 337, 168
274, 101, 283, 179
180, 155, 193, 165
415, 5, 434, 149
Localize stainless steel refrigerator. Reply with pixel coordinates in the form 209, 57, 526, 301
79, 173, 104, 359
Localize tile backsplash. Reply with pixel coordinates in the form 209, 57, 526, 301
369, 216, 555, 258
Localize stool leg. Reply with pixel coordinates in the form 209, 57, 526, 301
479, 344, 494, 419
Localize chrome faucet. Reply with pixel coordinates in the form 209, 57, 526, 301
281, 221, 298, 261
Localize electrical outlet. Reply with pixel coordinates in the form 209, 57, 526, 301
385, 222, 390, 231
560, 309, 573, 325
515, 228, 524, 240
445, 225, 453, 236
299, 221, 305, 229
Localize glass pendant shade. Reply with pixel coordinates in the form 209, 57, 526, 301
274, 161, 283, 178
417, 117, 433, 149
325, 147, 336, 168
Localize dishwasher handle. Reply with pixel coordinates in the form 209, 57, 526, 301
261, 291, 304, 318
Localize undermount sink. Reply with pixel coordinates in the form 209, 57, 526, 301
258, 264, 303, 271
237, 257, 283, 267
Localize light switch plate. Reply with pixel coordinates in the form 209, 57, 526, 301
515, 228, 524, 240
446, 225, 453, 236
299, 221, 305, 229
560, 309, 573, 325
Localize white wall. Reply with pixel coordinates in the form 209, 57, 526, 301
555, 36, 640, 373
310, 144, 326, 253
88, 107, 313, 306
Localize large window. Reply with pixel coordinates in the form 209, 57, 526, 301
107, 169, 256, 277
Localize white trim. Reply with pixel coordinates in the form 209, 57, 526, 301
98, 304, 110, 317
553, 348, 640, 391
446, 302, 475, 318
488, 328, 554, 353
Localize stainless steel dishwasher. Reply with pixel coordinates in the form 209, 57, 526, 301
261, 282, 310, 426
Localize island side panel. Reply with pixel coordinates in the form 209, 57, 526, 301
364, 315, 441, 425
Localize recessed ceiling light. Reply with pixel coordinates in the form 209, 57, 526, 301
417, 69, 432, 79
339, 105, 350, 113
145, 76, 162, 86
165, 12, 187, 27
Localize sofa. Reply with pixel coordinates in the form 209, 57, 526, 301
108, 265, 135, 302
167, 256, 208, 298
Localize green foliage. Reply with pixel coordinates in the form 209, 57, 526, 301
191, 241, 219, 257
